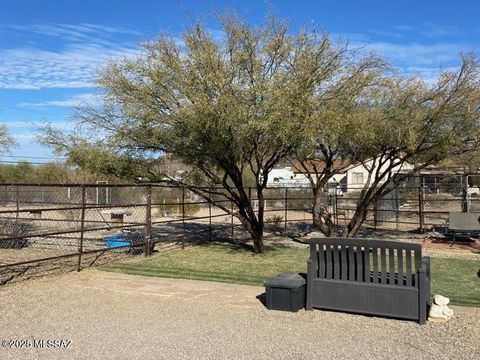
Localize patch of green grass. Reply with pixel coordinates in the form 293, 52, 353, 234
102, 244, 308, 286
102, 244, 480, 307
430, 257, 480, 307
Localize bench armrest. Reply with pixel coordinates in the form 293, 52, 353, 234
421, 256, 431, 305
421, 257, 430, 275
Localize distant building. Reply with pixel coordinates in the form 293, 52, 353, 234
288, 158, 414, 193
267, 167, 310, 187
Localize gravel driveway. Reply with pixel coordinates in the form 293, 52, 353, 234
1, 270, 479, 360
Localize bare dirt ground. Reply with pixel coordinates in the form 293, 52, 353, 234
1, 270, 479, 360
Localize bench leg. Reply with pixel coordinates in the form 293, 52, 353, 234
305, 281, 313, 311
306, 258, 314, 311
418, 268, 428, 325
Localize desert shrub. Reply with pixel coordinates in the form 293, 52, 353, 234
265, 214, 284, 229
157, 197, 200, 217
0, 219, 33, 248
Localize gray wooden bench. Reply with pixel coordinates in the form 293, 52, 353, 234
306, 238, 431, 324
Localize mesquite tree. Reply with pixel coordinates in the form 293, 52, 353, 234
41, 15, 356, 253
293, 52, 387, 235
0, 123, 15, 153
299, 53, 480, 237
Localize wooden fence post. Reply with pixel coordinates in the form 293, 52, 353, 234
145, 185, 152, 256
77, 185, 86, 272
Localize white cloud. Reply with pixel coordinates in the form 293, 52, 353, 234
418, 22, 461, 38
0, 44, 137, 89
0, 22, 140, 90
369, 41, 474, 82
0, 21, 476, 91
1, 22, 141, 45
333, 31, 473, 82
371, 41, 463, 65
2, 119, 74, 132
19, 93, 99, 108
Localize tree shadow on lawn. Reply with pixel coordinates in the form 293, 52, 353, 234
151, 221, 313, 253
152, 221, 254, 251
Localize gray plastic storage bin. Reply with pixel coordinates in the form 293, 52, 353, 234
264, 272, 306, 312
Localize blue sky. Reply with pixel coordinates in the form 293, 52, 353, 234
0, 0, 479, 163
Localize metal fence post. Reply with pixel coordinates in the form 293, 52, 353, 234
208, 188, 212, 242
145, 185, 152, 256
333, 192, 338, 226
230, 200, 234, 237
418, 176, 425, 233
15, 185, 19, 220
77, 185, 86, 272
462, 174, 469, 212
395, 188, 400, 237
182, 187, 185, 249
284, 187, 288, 230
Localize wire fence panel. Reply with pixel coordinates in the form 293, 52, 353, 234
1, 175, 478, 284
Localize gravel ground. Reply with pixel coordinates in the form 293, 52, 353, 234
1, 270, 479, 360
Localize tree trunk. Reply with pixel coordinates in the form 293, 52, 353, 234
238, 216, 264, 253
312, 187, 335, 236
234, 187, 265, 253
345, 201, 370, 237
253, 188, 265, 253
250, 223, 264, 253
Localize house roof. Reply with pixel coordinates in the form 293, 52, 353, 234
291, 156, 419, 175
291, 158, 356, 174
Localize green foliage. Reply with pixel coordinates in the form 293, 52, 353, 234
0, 161, 103, 184
0, 161, 34, 183
38, 128, 151, 181
0, 161, 111, 184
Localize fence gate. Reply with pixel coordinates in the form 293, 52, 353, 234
376, 181, 398, 226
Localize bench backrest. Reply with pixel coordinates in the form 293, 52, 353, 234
309, 238, 422, 288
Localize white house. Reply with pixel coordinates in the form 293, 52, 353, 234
289, 158, 414, 193
342, 159, 414, 192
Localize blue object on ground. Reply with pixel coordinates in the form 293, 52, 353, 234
104, 234, 130, 248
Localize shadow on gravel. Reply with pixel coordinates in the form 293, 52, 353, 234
256, 292, 267, 308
